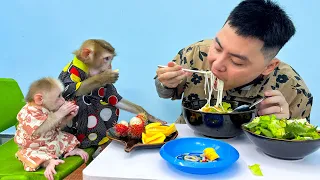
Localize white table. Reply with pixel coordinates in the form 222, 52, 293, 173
83, 124, 320, 179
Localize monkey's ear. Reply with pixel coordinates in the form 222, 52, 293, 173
34, 93, 43, 105
81, 48, 92, 59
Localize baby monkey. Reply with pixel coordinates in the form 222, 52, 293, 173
14, 77, 88, 180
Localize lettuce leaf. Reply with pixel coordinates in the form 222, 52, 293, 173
244, 115, 320, 140
248, 164, 263, 176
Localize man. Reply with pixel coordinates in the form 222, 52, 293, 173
155, 0, 313, 124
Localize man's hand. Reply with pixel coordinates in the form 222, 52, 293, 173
257, 90, 290, 119
156, 62, 192, 88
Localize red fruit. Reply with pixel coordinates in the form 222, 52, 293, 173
136, 113, 148, 126
114, 124, 129, 137
128, 124, 144, 139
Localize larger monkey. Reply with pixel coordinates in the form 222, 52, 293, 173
58, 39, 165, 150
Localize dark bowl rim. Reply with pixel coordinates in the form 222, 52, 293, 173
181, 100, 256, 115
241, 123, 320, 142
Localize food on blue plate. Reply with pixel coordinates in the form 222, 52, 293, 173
176, 147, 220, 163
243, 115, 320, 140
203, 147, 220, 161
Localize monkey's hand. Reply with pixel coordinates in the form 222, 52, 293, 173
44, 159, 65, 180
99, 69, 119, 84
59, 104, 79, 129
33, 102, 79, 136
65, 104, 79, 121
75, 70, 119, 96
64, 148, 89, 163
56, 102, 79, 120
145, 112, 167, 125
115, 99, 167, 124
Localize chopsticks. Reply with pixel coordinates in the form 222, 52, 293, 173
157, 65, 209, 74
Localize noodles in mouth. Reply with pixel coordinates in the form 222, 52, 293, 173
200, 71, 232, 113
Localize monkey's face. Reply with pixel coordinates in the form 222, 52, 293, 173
89, 51, 114, 76
43, 88, 65, 112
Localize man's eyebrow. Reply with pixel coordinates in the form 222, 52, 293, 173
215, 37, 249, 61
229, 53, 249, 61
215, 37, 223, 49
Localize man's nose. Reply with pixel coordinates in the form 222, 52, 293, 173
212, 55, 227, 72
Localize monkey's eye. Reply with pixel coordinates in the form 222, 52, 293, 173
104, 57, 110, 62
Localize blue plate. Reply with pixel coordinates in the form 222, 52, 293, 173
159, 137, 239, 174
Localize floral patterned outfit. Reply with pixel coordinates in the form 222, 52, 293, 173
14, 104, 79, 171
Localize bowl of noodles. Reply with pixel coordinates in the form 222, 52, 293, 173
182, 99, 256, 138
182, 71, 256, 138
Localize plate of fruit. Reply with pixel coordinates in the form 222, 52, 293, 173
106, 113, 178, 152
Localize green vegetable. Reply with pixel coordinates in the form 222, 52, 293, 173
248, 164, 263, 176
222, 102, 232, 112
244, 115, 320, 140
200, 102, 233, 113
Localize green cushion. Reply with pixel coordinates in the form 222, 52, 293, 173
0, 78, 26, 132
0, 139, 97, 180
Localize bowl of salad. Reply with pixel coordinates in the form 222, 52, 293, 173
242, 115, 320, 160
182, 99, 256, 138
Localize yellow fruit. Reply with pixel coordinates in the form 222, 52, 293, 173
145, 122, 162, 129
164, 123, 177, 136
142, 133, 147, 144
145, 123, 177, 137
203, 147, 219, 161
147, 135, 166, 144
142, 132, 166, 144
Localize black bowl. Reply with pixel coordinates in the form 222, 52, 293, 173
182, 99, 256, 138
242, 124, 320, 160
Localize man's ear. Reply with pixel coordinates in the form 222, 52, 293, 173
261, 58, 280, 76
34, 93, 43, 106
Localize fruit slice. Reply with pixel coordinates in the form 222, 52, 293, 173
164, 123, 177, 136
142, 132, 166, 144
145, 122, 162, 129
203, 147, 219, 161
145, 126, 167, 136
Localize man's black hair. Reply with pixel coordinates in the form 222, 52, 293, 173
227, 0, 296, 60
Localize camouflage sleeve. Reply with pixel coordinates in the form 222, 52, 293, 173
269, 74, 313, 122
155, 43, 198, 100
289, 93, 313, 122
283, 76, 313, 122
154, 78, 175, 99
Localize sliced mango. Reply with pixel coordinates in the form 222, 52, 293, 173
147, 135, 166, 144
142, 132, 166, 144
203, 147, 219, 161
145, 122, 162, 129
164, 123, 177, 136
145, 123, 177, 136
